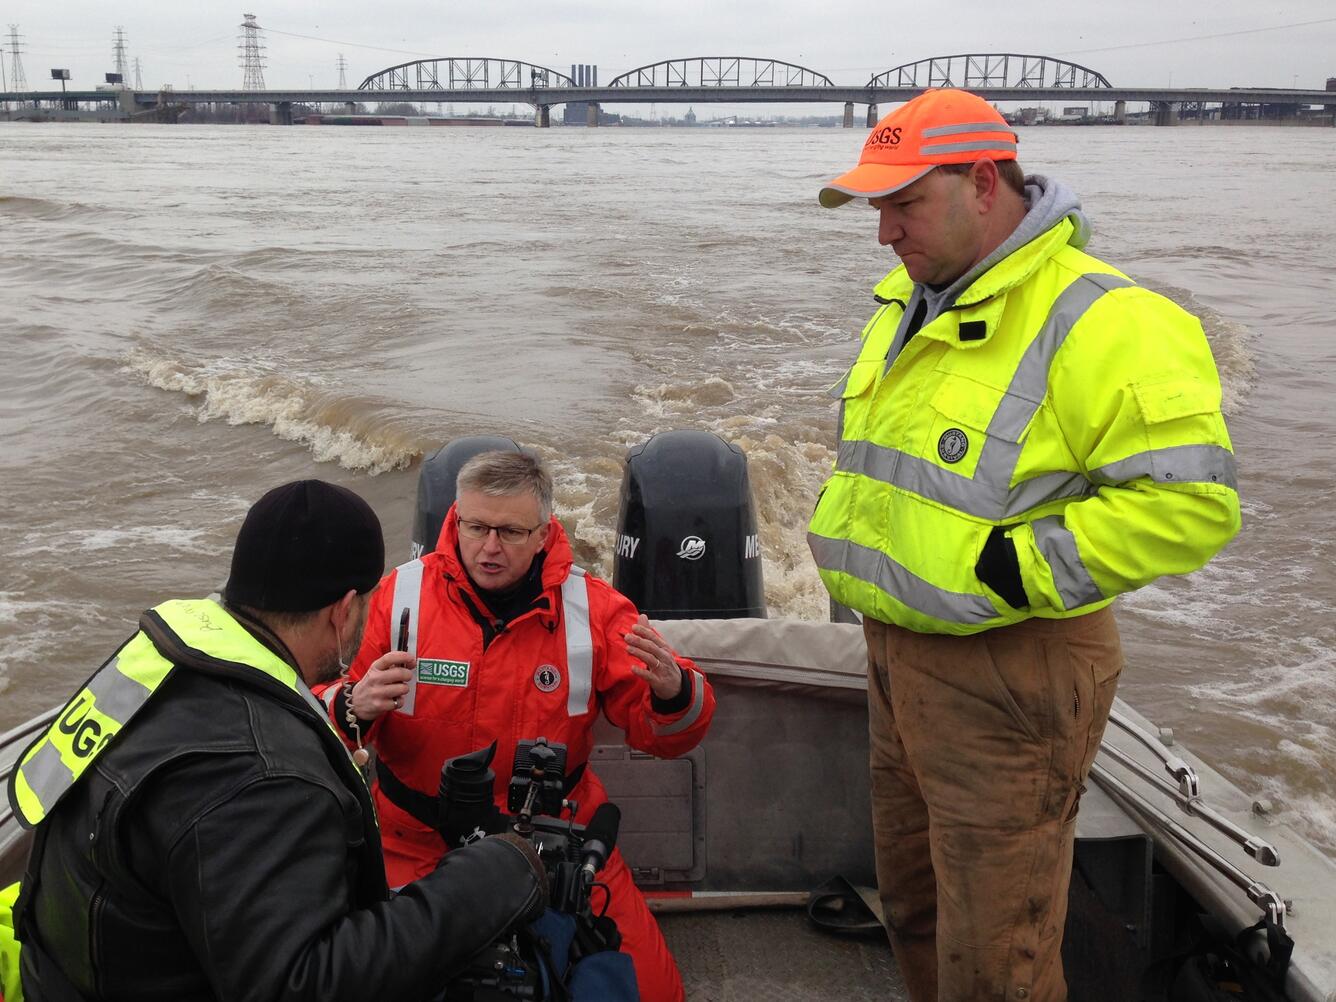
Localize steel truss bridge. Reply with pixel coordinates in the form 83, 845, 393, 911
360, 57, 574, 91
870, 54, 1111, 90
607, 56, 833, 89
4, 52, 1332, 125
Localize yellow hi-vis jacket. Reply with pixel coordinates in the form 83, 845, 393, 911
1, 881, 21, 1002
808, 216, 1241, 635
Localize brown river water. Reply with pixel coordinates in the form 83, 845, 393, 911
0, 121, 1333, 855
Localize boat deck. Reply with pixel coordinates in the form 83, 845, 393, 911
659, 910, 905, 1001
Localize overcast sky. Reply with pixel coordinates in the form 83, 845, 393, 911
5, 1, 1334, 100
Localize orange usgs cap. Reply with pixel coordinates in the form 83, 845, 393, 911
819, 89, 1019, 208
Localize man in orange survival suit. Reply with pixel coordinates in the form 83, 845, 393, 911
319, 450, 714, 1002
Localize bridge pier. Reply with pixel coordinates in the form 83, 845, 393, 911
272, 101, 294, 126
843, 101, 854, 128
1153, 101, 1179, 126
866, 103, 879, 127
586, 101, 600, 127
534, 104, 550, 128
1113, 99, 1126, 125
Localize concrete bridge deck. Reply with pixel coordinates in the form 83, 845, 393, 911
3, 85, 1333, 108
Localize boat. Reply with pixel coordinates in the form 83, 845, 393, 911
4, 430, 1334, 1001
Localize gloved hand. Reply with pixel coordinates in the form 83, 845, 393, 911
488, 832, 550, 922
975, 526, 1028, 610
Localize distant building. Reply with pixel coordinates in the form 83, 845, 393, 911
684, 106, 697, 125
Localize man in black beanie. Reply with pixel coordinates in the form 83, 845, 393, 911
6, 480, 547, 1002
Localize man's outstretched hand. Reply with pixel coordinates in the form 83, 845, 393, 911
625, 614, 683, 700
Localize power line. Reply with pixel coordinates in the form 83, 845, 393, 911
1055, 15, 1336, 57
264, 25, 441, 60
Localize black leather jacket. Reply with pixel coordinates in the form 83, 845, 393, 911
17, 608, 543, 1002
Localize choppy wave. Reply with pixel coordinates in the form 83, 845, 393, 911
1187, 640, 1336, 856
0, 591, 109, 700
1138, 244, 1259, 264
0, 194, 115, 222
1199, 314, 1255, 416
150, 262, 314, 313
125, 350, 425, 475
9, 525, 215, 558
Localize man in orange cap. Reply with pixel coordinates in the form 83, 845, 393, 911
809, 89, 1240, 1000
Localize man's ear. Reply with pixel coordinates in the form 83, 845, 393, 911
331, 589, 360, 632
970, 158, 1002, 212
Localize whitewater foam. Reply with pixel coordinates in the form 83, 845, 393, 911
125, 350, 424, 475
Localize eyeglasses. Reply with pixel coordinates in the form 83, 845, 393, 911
458, 518, 544, 546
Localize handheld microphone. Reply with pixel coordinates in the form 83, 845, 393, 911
578, 803, 621, 884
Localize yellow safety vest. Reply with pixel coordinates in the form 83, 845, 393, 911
7, 599, 337, 829
809, 217, 1241, 635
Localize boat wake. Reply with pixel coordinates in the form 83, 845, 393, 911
125, 350, 425, 476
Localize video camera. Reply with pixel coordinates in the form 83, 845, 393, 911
439, 738, 625, 1000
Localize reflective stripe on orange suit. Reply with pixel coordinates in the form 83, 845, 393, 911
321, 508, 714, 1002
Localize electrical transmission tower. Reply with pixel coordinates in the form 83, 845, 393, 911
133, 57, 143, 90
238, 13, 266, 90
112, 26, 130, 80
5, 25, 27, 93
336, 53, 348, 89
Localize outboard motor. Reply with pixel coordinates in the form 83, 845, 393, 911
614, 430, 765, 619
411, 435, 525, 557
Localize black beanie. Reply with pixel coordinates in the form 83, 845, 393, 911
223, 480, 385, 613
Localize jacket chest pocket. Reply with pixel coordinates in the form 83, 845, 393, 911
920, 377, 1029, 517
832, 359, 882, 441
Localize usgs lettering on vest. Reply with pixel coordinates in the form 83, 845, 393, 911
417, 659, 471, 687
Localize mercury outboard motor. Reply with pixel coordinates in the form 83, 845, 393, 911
411, 435, 524, 557
613, 430, 765, 619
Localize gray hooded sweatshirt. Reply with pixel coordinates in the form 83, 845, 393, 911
889, 175, 1090, 360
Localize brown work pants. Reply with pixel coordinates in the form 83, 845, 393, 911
864, 608, 1122, 1002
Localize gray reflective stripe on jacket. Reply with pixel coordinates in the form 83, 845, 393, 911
1031, 515, 1103, 610
390, 559, 596, 718
561, 566, 595, 717
1091, 444, 1237, 489
653, 669, 707, 736
807, 532, 999, 624
390, 558, 425, 716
